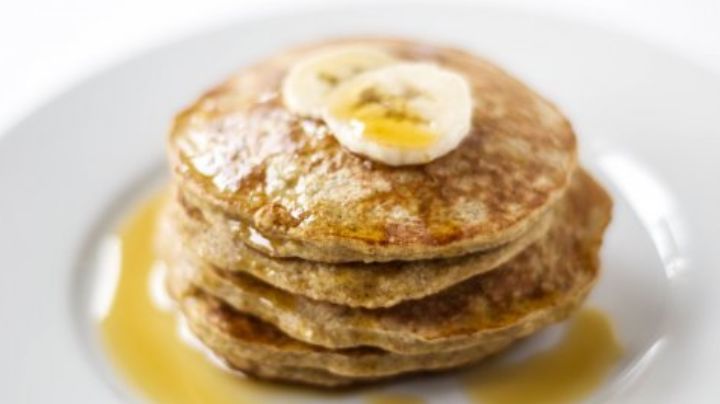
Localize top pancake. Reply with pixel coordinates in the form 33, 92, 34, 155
168, 37, 577, 262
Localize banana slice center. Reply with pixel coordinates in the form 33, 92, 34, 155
329, 86, 438, 149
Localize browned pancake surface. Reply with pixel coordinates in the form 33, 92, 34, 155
165, 170, 610, 354
161, 193, 553, 308
169, 37, 577, 262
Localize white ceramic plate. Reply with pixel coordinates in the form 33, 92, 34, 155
1, 4, 719, 403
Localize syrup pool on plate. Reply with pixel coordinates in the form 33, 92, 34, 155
95, 192, 312, 404
95, 191, 623, 404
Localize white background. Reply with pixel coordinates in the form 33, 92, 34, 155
1, 0, 718, 135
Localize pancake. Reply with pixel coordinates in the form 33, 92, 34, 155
163, 169, 610, 355
215, 356, 364, 388
161, 192, 553, 308
178, 319, 369, 388
168, 37, 578, 263
171, 287, 586, 382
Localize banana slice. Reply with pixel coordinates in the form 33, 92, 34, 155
282, 46, 397, 117
323, 63, 473, 166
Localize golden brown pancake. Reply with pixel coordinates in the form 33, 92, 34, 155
217, 356, 371, 388
171, 287, 587, 383
163, 170, 610, 355
168, 37, 577, 263
160, 193, 553, 308
180, 323, 370, 388
159, 37, 613, 388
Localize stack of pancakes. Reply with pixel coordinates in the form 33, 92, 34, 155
158, 38, 613, 387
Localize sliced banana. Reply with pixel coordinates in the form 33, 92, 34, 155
323, 63, 473, 166
282, 46, 397, 117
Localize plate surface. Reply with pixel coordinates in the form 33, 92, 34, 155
0, 4, 719, 403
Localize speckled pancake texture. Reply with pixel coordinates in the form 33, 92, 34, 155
161, 171, 609, 355
168, 37, 578, 263
158, 38, 611, 387
160, 191, 554, 308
